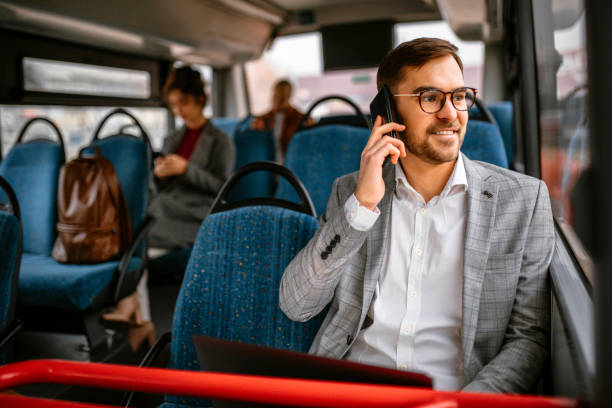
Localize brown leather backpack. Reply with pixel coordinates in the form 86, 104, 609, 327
52, 146, 132, 264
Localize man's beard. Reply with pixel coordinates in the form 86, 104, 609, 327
399, 121, 464, 164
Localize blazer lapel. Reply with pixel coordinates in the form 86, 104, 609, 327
163, 127, 186, 155
188, 123, 212, 163
361, 163, 397, 319
461, 155, 499, 377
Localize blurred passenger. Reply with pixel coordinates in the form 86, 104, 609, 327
148, 66, 236, 249
105, 67, 235, 331
252, 79, 309, 161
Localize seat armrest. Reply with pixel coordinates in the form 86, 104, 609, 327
0, 319, 24, 350
121, 331, 171, 407
114, 216, 155, 302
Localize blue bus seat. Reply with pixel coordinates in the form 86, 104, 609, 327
14, 110, 153, 351
19, 112, 151, 309
164, 205, 322, 408
0, 140, 64, 256
275, 125, 369, 216
487, 101, 514, 165
227, 129, 275, 202
211, 116, 254, 139
469, 102, 514, 165
0, 177, 23, 364
18, 254, 142, 311
91, 134, 150, 254
461, 120, 509, 168
211, 117, 240, 138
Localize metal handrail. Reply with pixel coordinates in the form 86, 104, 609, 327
0, 359, 578, 408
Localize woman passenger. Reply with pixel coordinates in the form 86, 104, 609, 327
148, 65, 236, 249
104, 67, 235, 331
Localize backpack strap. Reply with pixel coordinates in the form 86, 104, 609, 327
100, 159, 133, 252
83, 146, 133, 252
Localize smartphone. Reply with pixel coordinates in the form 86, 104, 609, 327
369, 84, 398, 139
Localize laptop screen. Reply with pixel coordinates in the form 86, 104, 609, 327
194, 335, 432, 408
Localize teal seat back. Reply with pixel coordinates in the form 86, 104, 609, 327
166, 205, 322, 407
0, 141, 64, 255
276, 125, 369, 216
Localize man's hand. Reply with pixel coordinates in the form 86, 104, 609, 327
154, 154, 188, 179
354, 115, 406, 210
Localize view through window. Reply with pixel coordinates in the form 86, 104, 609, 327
245, 21, 483, 120
534, 0, 591, 277
0, 106, 168, 158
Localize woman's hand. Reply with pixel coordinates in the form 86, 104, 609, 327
154, 154, 188, 178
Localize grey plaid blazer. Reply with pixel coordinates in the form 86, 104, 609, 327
279, 154, 554, 393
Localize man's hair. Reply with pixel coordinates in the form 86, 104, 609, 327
163, 65, 207, 107
275, 79, 292, 91
376, 37, 463, 91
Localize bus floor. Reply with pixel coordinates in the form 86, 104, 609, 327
5, 276, 182, 405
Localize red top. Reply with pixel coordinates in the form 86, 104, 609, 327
176, 125, 204, 159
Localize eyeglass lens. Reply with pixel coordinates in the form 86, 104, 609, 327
420, 89, 475, 113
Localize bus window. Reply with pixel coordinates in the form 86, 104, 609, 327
245, 32, 377, 118
23, 57, 151, 99
245, 21, 484, 121
394, 21, 484, 92
533, 0, 591, 279
0, 106, 168, 157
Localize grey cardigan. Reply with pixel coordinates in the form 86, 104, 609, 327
280, 155, 554, 393
148, 122, 235, 248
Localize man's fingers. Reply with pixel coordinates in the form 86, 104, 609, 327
364, 121, 406, 151
363, 139, 401, 167
370, 142, 401, 165
367, 136, 406, 159
364, 117, 383, 151
376, 121, 405, 137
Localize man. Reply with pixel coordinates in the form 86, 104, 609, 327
279, 38, 554, 393
252, 79, 308, 161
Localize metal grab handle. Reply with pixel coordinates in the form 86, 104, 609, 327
0, 176, 21, 220
92, 108, 152, 151
16, 117, 65, 150
210, 161, 316, 217
297, 94, 369, 130
472, 97, 496, 124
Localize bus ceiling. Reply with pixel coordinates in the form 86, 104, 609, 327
0, 0, 509, 69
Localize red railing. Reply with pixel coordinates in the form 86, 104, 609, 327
0, 359, 578, 408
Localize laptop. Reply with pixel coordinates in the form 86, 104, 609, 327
193, 335, 432, 408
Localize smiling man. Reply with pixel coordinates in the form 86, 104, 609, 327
279, 38, 554, 393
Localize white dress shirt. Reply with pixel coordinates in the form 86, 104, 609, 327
344, 155, 468, 390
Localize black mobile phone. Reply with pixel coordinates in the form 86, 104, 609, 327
369, 84, 398, 139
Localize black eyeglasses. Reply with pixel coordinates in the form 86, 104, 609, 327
394, 87, 477, 114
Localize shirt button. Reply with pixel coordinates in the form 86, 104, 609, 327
419, 208, 426, 215
402, 324, 412, 334
399, 364, 408, 370
410, 291, 417, 298
349, 211, 355, 219
415, 248, 422, 256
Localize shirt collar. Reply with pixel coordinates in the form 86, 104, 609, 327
394, 153, 468, 200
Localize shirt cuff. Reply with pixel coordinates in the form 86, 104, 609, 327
344, 193, 380, 231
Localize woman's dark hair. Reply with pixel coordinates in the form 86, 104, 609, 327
162, 65, 207, 107
377, 37, 463, 91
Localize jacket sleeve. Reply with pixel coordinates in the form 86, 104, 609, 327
463, 180, 554, 393
279, 176, 369, 322
182, 129, 236, 195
